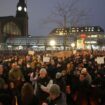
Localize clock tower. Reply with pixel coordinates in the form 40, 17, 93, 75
16, 0, 28, 17
16, 0, 28, 35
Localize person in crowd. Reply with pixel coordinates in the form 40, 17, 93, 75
8, 81, 22, 105
47, 59, 58, 79
42, 84, 67, 105
22, 62, 33, 82
0, 78, 12, 105
65, 85, 75, 105
55, 72, 66, 93
65, 62, 78, 105
35, 68, 53, 105
8, 81, 17, 105
9, 62, 24, 89
56, 62, 64, 72
91, 72, 105, 105
81, 68, 92, 84
21, 82, 39, 105
75, 69, 92, 105
0, 64, 7, 82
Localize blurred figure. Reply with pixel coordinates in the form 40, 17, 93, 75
21, 82, 39, 105
81, 68, 92, 84
55, 72, 66, 93
9, 62, 24, 89
43, 84, 67, 105
0, 78, 12, 105
0, 64, 7, 82
75, 68, 92, 105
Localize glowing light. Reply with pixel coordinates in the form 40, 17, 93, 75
50, 40, 56, 46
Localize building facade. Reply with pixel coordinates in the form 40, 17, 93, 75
5, 26, 105, 51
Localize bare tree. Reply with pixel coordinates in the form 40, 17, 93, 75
43, 0, 90, 28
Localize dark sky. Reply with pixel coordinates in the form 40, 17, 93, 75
0, 0, 105, 36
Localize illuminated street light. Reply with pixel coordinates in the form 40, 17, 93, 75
71, 43, 76, 54
18, 45, 23, 50
49, 40, 56, 47
49, 40, 56, 55
7, 45, 12, 50
8, 45, 12, 48
71, 43, 75, 50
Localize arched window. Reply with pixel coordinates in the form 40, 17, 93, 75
3, 22, 21, 36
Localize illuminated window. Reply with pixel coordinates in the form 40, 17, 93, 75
91, 29, 94, 32
89, 27, 91, 30
88, 29, 91, 32
92, 27, 94, 29
87, 35, 91, 38
59, 32, 64, 35
77, 30, 79, 32
97, 29, 100, 32
85, 41, 97, 44
72, 30, 76, 32
81, 30, 84, 32
90, 35, 98, 38
72, 28, 75, 29
85, 27, 88, 29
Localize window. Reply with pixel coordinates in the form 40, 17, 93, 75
3, 22, 21, 35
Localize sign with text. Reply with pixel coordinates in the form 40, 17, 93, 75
28, 51, 35, 55
43, 56, 50, 62
95, 57, 105, 64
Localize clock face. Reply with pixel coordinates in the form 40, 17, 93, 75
24, 7, 27, 12
18, 6, 22, 11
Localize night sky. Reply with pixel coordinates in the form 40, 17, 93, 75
0, 0, 105, 36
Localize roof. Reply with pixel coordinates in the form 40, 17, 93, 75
0, 16, 15, 20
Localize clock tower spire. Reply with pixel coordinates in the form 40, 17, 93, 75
16, 0, 28, 18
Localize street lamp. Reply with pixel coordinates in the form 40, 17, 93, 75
49, 40, 56, 55
49, 40, 56, 47
71, 43, 75, 49
18, 45, 23, 50
8, 45, 12, 49
71, 43, 76, 54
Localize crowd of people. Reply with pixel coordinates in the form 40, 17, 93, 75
0, 50, 105, 105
